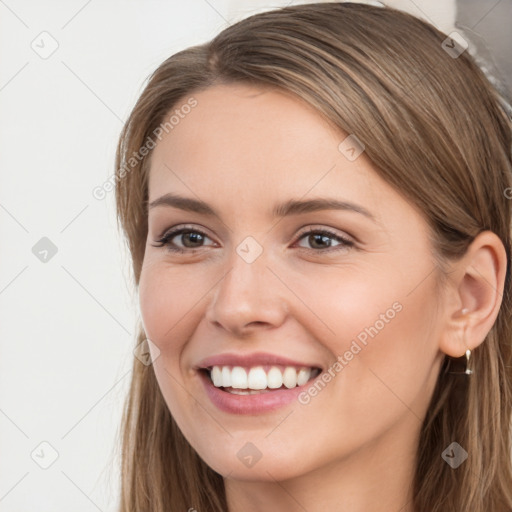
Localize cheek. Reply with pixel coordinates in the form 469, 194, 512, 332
350, 284, 438, 375
327, 280, 440, 429
138, 265, 202, 423
138, 270, 168, 343
311, 261, 437, 365
304, 267, 439, 422
288, 265, 402, 351
138, 262, 205, 345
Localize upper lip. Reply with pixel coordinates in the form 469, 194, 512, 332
196, 351, 323, 370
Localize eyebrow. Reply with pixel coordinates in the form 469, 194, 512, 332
147, 193, 376, 222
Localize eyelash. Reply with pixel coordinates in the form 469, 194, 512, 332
152, 225, 355, 254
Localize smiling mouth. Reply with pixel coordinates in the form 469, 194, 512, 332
200, 365, 322, 394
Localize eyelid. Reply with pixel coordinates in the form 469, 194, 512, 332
291, 226, 355, 253
153, 223, 356, 255
153, 224, 216, 251
155, 223, 213, 241
155, 223, 355, 242
295, 224, 355, 243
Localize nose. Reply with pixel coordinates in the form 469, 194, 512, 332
204, 245, 289, 336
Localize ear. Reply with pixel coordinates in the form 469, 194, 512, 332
438, 230, 508, 358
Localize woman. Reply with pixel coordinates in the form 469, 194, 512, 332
114, 2, 512, 511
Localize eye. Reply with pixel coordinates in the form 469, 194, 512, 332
151, 225, 355, 254
294, 227, 354, 253
151, 225, 215, 253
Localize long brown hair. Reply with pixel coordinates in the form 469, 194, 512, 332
114, 3, 512, 510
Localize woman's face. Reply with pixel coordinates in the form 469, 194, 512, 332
139, 83, 446, 481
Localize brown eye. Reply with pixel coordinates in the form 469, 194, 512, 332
296, 228, 354, 252
152, 227, 215, 253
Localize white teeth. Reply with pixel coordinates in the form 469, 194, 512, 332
221, 366, 231, 387
247, 367, 267, 390
297, 368, 310, 386
231, 366, 248, 389
267, 367, 283, 389
226, 388, 273, 395
211, 366, 223, 387
208, 365, 316, 390
283, 366, 298, 388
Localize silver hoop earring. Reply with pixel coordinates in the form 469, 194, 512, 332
463, 348, 473, 375
448, 348, 473, 375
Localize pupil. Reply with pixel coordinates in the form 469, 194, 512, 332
311, 234, 330, 249
184, 232, 203, 247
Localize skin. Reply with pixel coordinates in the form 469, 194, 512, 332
138, 83, 507, 512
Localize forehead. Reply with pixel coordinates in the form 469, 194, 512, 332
146, 83, 418, 232
152, 84, 342, 167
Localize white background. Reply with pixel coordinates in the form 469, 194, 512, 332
0, 1, 510, 511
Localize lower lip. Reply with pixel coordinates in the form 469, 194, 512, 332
198, 370, 317, 415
